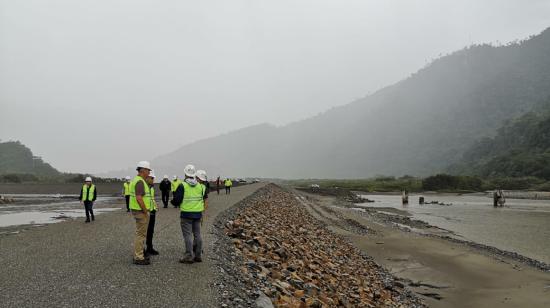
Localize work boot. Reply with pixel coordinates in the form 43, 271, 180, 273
193, 256, 202, 263
146, 248, 159, 256
133, 258, 150, 265
91, 215, 95, 221
85, 219, 90, 223
179, 257, 194, 264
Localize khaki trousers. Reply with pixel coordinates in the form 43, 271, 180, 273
132, 211, 149, 260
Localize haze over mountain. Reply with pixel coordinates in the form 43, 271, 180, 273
2, 1, 549, 174
119, 27, 550, 179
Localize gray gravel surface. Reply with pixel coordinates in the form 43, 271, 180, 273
0, 183, 265, 308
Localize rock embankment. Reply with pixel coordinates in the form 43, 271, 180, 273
216, 184, 422, 307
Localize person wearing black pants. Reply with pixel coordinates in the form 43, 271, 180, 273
145, 173, 159, 255
159, 175, 171, 208
146, 210, 157, 254
79, 177, 97, 223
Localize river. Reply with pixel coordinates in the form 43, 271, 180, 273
357, 193, 550, 264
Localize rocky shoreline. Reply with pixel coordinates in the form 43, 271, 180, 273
212, 184, 424, 307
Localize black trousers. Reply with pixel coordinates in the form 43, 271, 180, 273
161, 191, 169, 208
146, 210, 156, 250
225, 186, 231, 194
125, 195, 130, 211
84, 201, 94, 221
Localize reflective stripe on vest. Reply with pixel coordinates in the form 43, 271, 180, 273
180, 182, 205, 213
129, 176, 151, 211
123, 182, 130, 196
82, 184, 95, 201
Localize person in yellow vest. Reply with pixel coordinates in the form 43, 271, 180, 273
129, 161, 153, 265
172, 164, 208, 264
123, 176, 131, 212
145, 172, 159, 256
171, 175, 182, 208
79, 176, 97, 223
224, 178, 233, 195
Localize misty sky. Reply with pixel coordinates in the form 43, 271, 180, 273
1, 0, 549, 174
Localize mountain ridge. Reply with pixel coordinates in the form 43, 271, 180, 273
109, 27, 550, 179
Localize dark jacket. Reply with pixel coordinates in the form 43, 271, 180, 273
159, 179, 171, 192
79, 185, 97, 202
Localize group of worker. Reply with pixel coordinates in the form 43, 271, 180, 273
126, 161, 210, 265
79, 162, 236, 266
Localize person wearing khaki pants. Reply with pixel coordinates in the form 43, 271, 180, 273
129, 161, 153, 265
132, 210, 149, 262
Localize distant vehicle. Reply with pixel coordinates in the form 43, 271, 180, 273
236, 178, 247, 183
252, 179, 260, 183
310, 184, 320, 189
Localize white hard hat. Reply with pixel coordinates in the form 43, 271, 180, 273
184, 164, 196, 177
137, 161, 151, 170
163, 175, 168, 179
196, 170, 207, 181
125, 176, 131, 181
85, 177, 92, 182
172, 175, 177, 180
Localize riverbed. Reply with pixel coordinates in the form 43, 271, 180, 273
357, 193, 550, 264
0, 194, 122, 229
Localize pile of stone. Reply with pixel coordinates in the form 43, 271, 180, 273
0, 195, 15, 204
296, 187, 367, 203
224, 184, 422, 307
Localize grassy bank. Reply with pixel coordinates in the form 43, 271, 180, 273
286, 174, 550, 193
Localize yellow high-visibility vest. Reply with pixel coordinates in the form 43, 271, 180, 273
82, 184, 96, 201
129, 176, 152, 211
180, 182, 205, 213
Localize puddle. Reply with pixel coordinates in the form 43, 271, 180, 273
0, 208, 120, 227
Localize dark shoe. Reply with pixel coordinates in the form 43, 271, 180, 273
91, 216, 95, 221
146, 249, 159, 255
193, 256, 202, 263
85, 219, 90, 223
179, 257, 194, 264
133, 258, 150, 265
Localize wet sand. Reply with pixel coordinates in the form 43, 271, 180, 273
295, 191, 550, 308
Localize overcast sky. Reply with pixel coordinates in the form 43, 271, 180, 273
1, 0, 549, 174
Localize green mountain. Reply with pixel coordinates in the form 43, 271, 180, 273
449, 103, 550, 180
143, 27, 550, 179
0, 141, 59, 176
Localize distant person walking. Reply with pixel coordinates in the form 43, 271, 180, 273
216, 176, 221, 195
159, 175, 171, 208
79, 176, 97, 223
123, 176, 131, 212
145, 172, 159, 256
172, 164, 208, 264
224, 178, 232, 194
129, 161, 153, 265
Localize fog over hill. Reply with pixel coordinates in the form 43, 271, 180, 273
105, 27, 550, 179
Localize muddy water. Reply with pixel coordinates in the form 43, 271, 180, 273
0, 195, 121, 228
357, 194, 550, 264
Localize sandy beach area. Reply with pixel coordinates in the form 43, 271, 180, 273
295, 190, 550, 307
